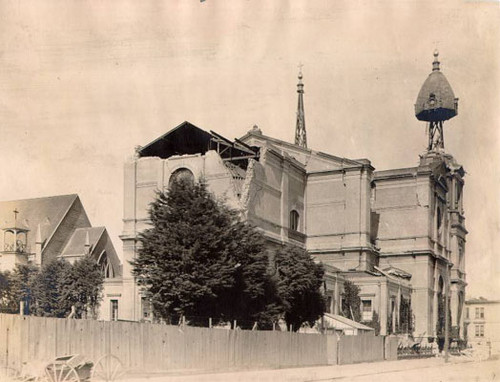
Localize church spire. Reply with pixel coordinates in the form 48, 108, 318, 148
295, 65, 307, 148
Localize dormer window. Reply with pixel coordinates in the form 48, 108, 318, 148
428, 93, 436, 107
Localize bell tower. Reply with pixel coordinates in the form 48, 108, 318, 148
415, 51, 467, 341
0, 209, 31, 271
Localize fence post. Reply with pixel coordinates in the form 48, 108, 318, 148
19, 301, 24, 317
209, 317, 212, 329
233, 320, 237, 330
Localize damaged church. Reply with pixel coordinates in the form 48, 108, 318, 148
115, 52, 467, 341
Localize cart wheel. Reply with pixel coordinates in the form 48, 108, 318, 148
91, 355, 124, 382
44, 362, 80, 382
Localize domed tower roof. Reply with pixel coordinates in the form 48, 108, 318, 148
415, 51, 458, 122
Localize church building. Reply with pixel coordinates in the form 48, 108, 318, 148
0, 194, 122, 320
118, 52, 466, 340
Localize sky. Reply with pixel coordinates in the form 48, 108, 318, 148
0, 0, 498, 299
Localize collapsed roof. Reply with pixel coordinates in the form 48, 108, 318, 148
138, 121, 259, 170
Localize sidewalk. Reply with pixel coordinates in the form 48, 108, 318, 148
121, 354, 480, 382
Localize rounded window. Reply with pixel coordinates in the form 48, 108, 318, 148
168, 168, 194, 188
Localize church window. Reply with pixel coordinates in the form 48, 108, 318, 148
437, 206, 442, 231
475, 324, 484, 337
98, 251, 113, 279
458, 246, 464, 270
169, 168, 194, 188
4, 230, 15, 251
455, 182, 462, 209
141, 297, 153, 321
475, 307, 484, 319
110, 300, 118, 321
326, 296, 332, 313
361, 299, 373, 321
289, 210, 299, 231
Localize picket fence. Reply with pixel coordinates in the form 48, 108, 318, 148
0, 314, 397, 373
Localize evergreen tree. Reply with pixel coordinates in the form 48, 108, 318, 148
274, 244, 325, 331
8, 264, 39, 314
341, 280, 361, 322
60, 256, 104, 319
365, 310, 381, 335
31, 259, 72, 317
0, 270, 17, 312
131, 178, 276, 327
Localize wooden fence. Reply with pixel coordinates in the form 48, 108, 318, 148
0, 314, 398, 374
0, 314, 330, 372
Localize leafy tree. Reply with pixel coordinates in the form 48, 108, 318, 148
274, 244, 325, 331
31, 259, 72, 317
365, 310, 381, 335
8, 264, 39, 314
0, 271, 10, 301
131, 178, 276, 328
341, 280, 361, 322
399, 298, 413, 334
59, 256, 104, 319
0, 271, 17, 313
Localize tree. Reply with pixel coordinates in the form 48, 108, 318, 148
59, 256, 104, 319
399, 298, 413, 334
8, 264, 39, 314
365, 310, 381, 335
131, 178, 276, 328
0, 270, 17, 313
274, 244, 325, 331
31, 259, 72, 317
341, 280, 361, 322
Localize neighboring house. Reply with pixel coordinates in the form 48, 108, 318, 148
322, 313, 375, 336
464, 298, 500, 354
117, 53, 466, 340
0, 194, 122, 320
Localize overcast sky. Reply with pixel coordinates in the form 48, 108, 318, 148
0, 0, 498, 299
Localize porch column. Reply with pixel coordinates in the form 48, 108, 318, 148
380, 281, 388, 336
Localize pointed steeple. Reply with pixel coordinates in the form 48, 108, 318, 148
295, 65, 307, 148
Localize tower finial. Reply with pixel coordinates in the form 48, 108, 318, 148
432, 50, 440, 71
295, 64, 307, 148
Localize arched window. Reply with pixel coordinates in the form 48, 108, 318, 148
438, 276, 444, 295
97, 251, 113, 279
168, 168, 194, 188
4, 230, 15, 249
289, 210, 299, 231
437, 206, 442, 231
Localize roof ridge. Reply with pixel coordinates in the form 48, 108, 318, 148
240, 131, 366, 167
0, 194, 78, 204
